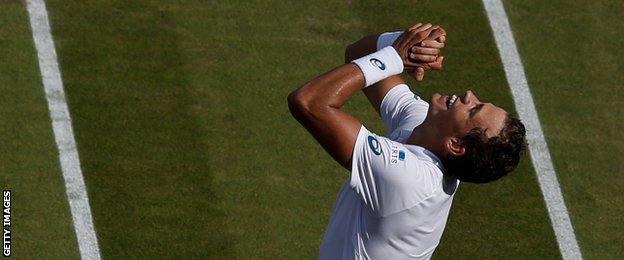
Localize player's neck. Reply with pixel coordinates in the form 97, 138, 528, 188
406, 124, 446, 158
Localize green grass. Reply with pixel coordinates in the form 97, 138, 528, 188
41, 0, 561, 258
506, 0, 624, 258
46, 1, 232, 258
0, 1, 79, 259
15, 0, 624, 258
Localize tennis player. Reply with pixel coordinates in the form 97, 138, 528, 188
288, 23, 526, 259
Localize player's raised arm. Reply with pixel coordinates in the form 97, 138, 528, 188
345, 24, 446, 113
288, 24, 438, 169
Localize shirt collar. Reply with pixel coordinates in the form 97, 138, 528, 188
404, 144, 446, 173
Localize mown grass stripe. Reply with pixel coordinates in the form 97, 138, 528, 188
482, 0, 582, 259
25, 0, 101, 259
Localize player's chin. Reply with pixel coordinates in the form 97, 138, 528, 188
430, 93, 447, 113
430, 93, 441, 107
427, 102, 442, 119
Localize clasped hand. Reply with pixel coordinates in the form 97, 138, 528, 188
392, 23, 446, 81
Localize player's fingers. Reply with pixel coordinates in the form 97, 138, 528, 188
405, 26, 437, 47
428, 56, 444, 70
410, 46, 440, 55
435, 27, 447, 36
414, 23, 432, 32
421, 40, 445, 48
404, 59, 421, 68
398, 24, 437, 55
408, 23, 423, 31
427, 28, 446, 41
405, 24, 432, 44
410, 53, 437, 62
416, 67, 425, 81
417, 25, 438, 39
438, 35, 446, 43
405, 25, 437, 46
417, 63, 431, 70
400, 30, 424, 49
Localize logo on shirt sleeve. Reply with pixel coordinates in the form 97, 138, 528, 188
367, 136, 382, 155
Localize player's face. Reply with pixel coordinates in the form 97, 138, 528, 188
427, 90, 507, 139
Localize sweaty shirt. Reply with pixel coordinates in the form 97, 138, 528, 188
319, 84, 460, 260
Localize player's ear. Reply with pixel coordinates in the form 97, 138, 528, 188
445, 137, 465, 156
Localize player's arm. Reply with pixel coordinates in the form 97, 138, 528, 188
344, 25, 446, 113
288, 24, 436, 169
288, 64, 365, 169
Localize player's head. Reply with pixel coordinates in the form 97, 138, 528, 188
425, 90, 527, 183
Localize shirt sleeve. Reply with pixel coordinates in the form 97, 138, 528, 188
379, 84, 429, 136
349, 126, 441, 217
376, 31, 403, 50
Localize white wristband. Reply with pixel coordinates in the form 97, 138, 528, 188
376, 31, 403, 50
351, 46, 404, 88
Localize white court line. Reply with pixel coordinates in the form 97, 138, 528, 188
25, 0, 102, 259
482, 0, 582, 259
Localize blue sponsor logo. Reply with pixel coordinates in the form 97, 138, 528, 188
367, 136, 382, 155
398, 150, 405, 161
369, 58, 386, 70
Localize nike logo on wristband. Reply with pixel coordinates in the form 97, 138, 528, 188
369, 58, 386, 70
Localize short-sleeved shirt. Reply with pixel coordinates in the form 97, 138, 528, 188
319, 84, 459, 260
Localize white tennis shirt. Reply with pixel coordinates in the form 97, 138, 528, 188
319, 84, 460, 259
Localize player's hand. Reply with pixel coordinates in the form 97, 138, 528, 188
392, 23, 446, 81
409, 26, 445, 81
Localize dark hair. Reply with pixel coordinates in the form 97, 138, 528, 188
442, 116, 527, 184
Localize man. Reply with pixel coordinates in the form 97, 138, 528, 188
288, 23, 526, 259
